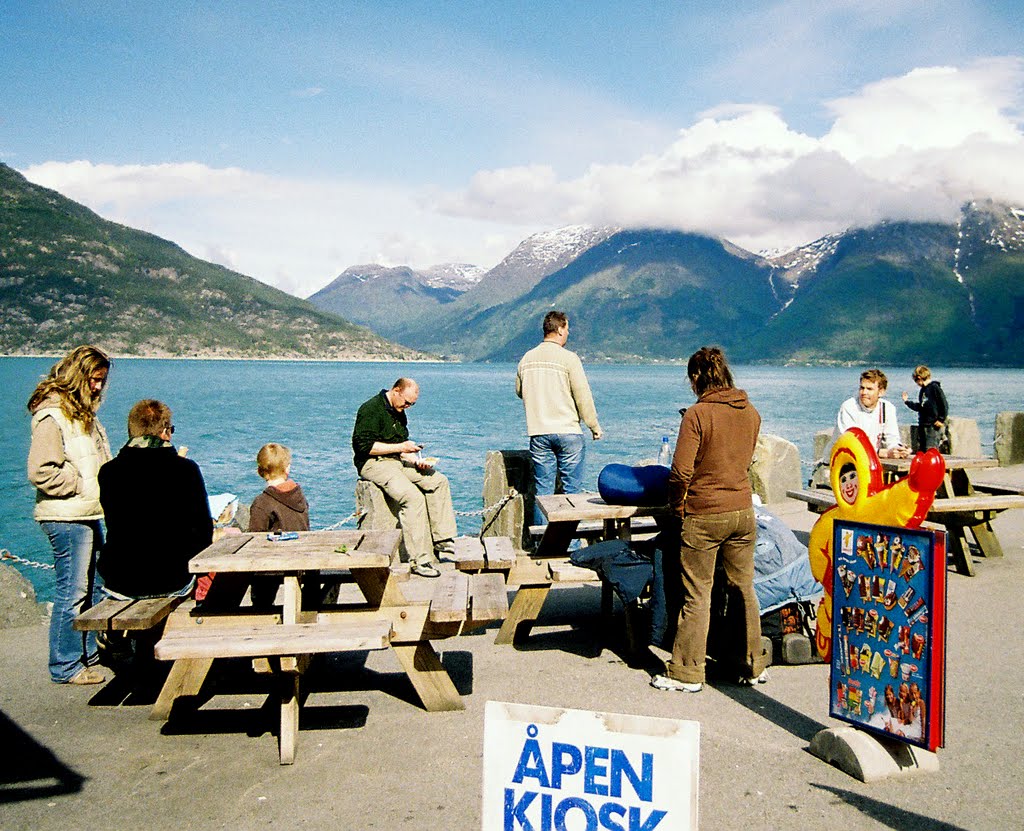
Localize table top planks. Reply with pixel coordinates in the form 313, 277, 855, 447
536, 494, 669, 523
189, 529, 401, 573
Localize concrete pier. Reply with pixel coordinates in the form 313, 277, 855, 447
2, 469, 1023, 830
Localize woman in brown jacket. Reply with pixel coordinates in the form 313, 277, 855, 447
651, 347, 768, 693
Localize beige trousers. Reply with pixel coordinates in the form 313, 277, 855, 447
359, 457, 457, 565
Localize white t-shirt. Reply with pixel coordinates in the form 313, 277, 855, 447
835, 397, 902, 452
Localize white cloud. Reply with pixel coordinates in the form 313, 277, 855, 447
440, 59, 1024, 252
21, 160, 524, 297
21, 60, 1024, 297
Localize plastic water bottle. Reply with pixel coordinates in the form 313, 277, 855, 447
657, 436, 672, 467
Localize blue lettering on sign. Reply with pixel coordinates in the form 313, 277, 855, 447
503, 726, 669, 830
551, 743, 583, 788
513, 738, 551, 788
503, 790, 668, 831
511, 728, 655, 801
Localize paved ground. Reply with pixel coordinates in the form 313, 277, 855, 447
2, 474, 1023, 831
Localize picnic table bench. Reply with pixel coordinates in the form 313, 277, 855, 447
150, 529, 507, 764
74, 594, 186, 633
787, 487, 1024, 576
493, 494, 671, 647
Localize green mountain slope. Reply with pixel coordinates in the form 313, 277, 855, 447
466, 230, 779, 362
0, 164, 428, 359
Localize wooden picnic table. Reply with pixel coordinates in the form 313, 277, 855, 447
789, 454, 1024, 576
150, 529, 506, 763
495, 493, 671, 646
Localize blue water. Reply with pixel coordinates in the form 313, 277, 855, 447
3, 357, 1021, 601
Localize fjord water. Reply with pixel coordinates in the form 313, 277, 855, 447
3, 357, 1021, 601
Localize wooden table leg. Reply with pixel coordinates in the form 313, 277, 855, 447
391, 641, 465, 712
279, 673, 300, 765
944, 525, 975, 576
968, 519, 1005, 559
495, 584, 550, 645
150, 657, 214, 720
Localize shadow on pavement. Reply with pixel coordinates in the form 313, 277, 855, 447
810, 783, 970, 831
0, 709, 85, 804
715, 684, 828, 743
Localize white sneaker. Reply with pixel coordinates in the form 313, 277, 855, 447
650, 674, 702, 693
738, 668, 770, 686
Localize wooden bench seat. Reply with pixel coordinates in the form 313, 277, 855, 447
787, 488, 1024, 520
970, 480, 1024, 497
427, 570, 509, 624
74, 595, 186, 632
154, 619, 393, 661
447, 536, 517, 571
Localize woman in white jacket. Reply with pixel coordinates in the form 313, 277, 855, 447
27, 345, 112, 684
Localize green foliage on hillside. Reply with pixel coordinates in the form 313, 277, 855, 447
0, 164, 428, 360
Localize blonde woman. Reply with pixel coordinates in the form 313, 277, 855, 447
27, 346, 113, 684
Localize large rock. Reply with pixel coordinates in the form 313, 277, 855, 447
749, 434, 801, 504
481, 450, 533, 548
947, 417, 982, 457
355, 480, 404, 559
0, 562, 47, 629
994, 412, 1024, 465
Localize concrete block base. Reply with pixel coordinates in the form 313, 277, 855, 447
808, 727, 939, 783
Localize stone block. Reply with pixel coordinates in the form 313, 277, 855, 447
481, 450, 533, 548
749, 434, 801, 504
810, 429, 834, 488
355, 480, 404, 559
809, 726, 939, 783
0, 563, 46, 630
994, 412, 1024, 466
946, 416, 981, 458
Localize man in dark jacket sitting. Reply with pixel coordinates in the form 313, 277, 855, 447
98, 399, 213, 598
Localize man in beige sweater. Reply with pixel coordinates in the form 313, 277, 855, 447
516, 311, 603, 526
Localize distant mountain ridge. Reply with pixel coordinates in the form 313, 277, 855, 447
308, 201, 1024, 365
0, 163, 427, 359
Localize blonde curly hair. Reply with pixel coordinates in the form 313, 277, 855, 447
27, 345, 111, 431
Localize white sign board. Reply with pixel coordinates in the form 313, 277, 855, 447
482, 700, 700, 831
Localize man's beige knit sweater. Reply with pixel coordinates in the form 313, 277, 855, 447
515, 340, 602, 436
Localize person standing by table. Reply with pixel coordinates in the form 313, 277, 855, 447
516, 310, 603, 527
651, 346, 768, 693
27, 345, 113, 685
352, 378, 457, 578
902, 365, 949, 451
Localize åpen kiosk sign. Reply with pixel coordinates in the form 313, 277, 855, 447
482, 701, 700, 831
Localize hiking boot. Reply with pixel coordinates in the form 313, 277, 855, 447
411, 561, 441, 578
650, 674, 702, 693
738, 668, 770, 686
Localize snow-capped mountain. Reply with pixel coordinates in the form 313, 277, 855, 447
420, 263, 486, 291
763, 232, 844, 286
468, 224, 619, 307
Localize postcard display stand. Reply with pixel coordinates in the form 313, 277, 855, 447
810, 519, 946, 782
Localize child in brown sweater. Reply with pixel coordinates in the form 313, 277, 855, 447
248, 443, 310, 607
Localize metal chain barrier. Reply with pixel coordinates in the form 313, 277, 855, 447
318, 508, 367, 531
472, 487, 519, 538
1, 548, 54, 571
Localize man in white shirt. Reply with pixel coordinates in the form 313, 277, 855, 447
835, 369, 910, 459
516, 311, 603, 526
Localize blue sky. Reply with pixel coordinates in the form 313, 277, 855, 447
3, 1, 1024, 296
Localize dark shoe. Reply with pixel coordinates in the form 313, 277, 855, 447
411, 561, 441, 578
434, 540, 457, 563
64, 666, 106, 685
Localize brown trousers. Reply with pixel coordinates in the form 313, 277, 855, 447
666, 507, 767, 684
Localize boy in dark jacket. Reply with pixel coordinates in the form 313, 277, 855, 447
902, 365, 949, 451
247, 443, 309, 607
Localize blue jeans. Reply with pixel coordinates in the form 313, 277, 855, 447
40, 520, 104, 682
529, 433, 586, 526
